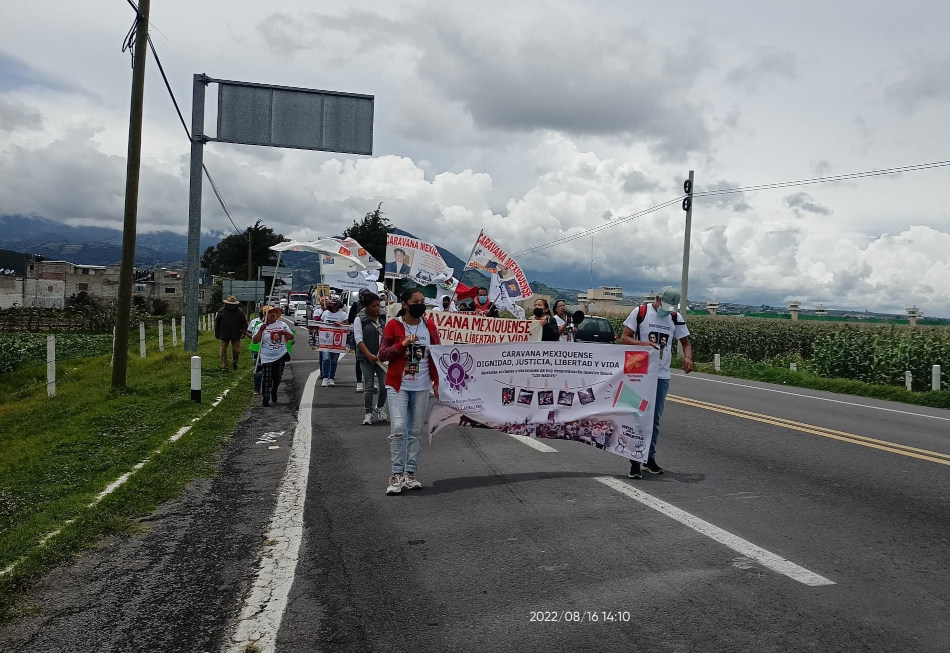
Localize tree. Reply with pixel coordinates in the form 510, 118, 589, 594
342, 203, 393, 266
201, 220, 284, 279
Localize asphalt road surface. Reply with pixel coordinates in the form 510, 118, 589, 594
2, 334, 949, 652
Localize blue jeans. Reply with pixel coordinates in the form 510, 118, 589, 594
320, 351, 340, 379
386, 387, 429, 475
252, 351, 262, 392
650, 377, 670, 460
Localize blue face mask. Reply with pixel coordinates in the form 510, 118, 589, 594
656, 307, 671, 318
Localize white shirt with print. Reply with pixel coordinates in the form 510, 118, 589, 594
622, 303, 690, 380
260, 322, 292, 364
320, 309, 347, 324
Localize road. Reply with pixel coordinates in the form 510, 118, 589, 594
2, 335, 949, 652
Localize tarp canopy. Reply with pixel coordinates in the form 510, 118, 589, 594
269, 238, 370, 272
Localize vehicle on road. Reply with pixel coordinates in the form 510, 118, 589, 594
572, 315, 616, 343
291, 301, 309, 325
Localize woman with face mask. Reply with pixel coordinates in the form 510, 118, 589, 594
553, 300, 573, 342
319, 295, 348, 387
377, 287, 442, 495
532, 298, 560, 341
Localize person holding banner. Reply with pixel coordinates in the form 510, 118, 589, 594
620, 286, 693, 479
473, 287, 498, 317
319, 295, 348, 387
553, 300, 573, 342
378, 288, 441, 495
532, 298, 560, 341
252, 306, 295, 407
354, 292, 389, 426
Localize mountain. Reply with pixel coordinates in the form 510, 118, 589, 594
0, 214, 226, 266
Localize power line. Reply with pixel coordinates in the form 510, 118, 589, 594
125, 0, 242, 236
693, 159, 950, 198
512, 196, 685, 256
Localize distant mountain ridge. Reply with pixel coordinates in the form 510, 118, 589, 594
0, 214, 225, 266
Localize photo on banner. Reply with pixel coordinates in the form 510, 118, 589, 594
384, 233, 450, 284
428, 342, 658, 462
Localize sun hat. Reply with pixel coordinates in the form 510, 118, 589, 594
657, 286, 681, 312
262, 304, 282, 319
224, 295, 240, 305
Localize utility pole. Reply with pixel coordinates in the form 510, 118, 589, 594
111, 0, 151, 390
680, 170, 694, 315
185, 73, 209, 351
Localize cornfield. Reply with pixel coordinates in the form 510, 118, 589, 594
606, 314, 949, 390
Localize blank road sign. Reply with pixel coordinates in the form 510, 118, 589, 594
215, 79, 373, 155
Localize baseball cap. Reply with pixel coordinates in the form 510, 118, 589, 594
657, 286, 681, 312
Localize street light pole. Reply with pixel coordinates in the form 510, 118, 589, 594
680, 170, 694, 315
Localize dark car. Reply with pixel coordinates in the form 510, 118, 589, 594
572, 315, 616, 343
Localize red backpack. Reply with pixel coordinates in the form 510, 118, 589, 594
632, 304, 682, 339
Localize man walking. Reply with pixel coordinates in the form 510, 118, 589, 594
215, 295, 249, 373
620, 286, 692, 478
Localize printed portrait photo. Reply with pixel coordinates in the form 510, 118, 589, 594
501, 387, 515, 405
517, 389, 534, 405
538, 390, 554, 406
557, 390, 575, 406
578, 387, 596, 405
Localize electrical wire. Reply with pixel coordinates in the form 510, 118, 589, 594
512, 195, 685, 256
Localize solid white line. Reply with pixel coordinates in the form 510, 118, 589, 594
676, 373, 950, 422
226, 370, 317, 653
595, 477, 835, 587
507, 433, 559, 452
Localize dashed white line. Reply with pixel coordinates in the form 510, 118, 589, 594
595, 477, 834, 587
507, 433, 559, 452
226, 371, 317, 653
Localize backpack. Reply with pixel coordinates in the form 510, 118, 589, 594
632, 304, 682, 340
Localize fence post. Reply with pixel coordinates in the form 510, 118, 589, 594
905, 370, 913, 392
47, 335, 56, 398
934, 365, 942, 392
111, 326, 116, 366
790, 362, 797, 372
181, 317, 185, 344
714, 353, 720, 372
159, 320, 164, 352
172, 317, 178, 347
140, 322, 147, 358
191, 356, 201, 402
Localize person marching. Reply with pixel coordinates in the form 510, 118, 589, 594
377, 287, 441, 495
319, 294, 348, 387
532, 298, 560, 341
252, 305, 295, 407
348, 289, 372, 393
553, 300, 574, 342
472, 286, 499, 317
215, 295, 249, 372
619, 286, 692, 478
246, 307, 265, 395
354, 292, 389, 426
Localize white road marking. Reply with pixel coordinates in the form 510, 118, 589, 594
507, 433, 559, 452
595, 477, 835, 587
226, 371, 317, 653
676, 373, 950, 422
256, 431, 284, 445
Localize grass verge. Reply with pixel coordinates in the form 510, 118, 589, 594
686, 359, 950, 410
0, 332, 254, 621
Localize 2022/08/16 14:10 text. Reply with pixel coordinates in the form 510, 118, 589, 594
528, 611, 632, 623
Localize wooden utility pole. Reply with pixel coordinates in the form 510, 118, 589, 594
112, 0, 151, 389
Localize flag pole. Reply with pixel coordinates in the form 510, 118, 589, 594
452, 229, 484, 306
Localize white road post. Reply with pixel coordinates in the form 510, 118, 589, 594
191, 356, 202, 402
905, 370, 913, 392
790, 362, 797, 372
139, 322, 146, 358
181, 317, 185, 344
714, 353, 720, 372
159, 320, 164, 352
934, 365, 942, 392
47, 335, 56, 398
172, 317, 178, 347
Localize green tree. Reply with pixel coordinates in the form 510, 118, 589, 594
342, 203, 393, 266
201, 220, 284, 280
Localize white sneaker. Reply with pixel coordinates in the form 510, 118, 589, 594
327, 378, 336, 387
402, 472, 422, 490
385, 474, 403, 495
362, 412, 373, 425
321, 378, 329, 387
355, 382, 364, 392
374, 407, 389, 423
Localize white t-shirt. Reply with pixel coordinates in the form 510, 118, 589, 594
260, 322, 293, 364
393, 317, 432, 392
554, 314, 571, 342
320, 309, 347, 324
623, 303, 690, 379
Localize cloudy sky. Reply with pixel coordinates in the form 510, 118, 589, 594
2, 0, 949, 316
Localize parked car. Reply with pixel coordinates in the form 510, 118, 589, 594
572, 315, 616, 343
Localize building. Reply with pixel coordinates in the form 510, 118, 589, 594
0, 275, 24, 309
578, 286, 624, 315
19, 260, 210, 314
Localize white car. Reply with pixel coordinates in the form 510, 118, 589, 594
290, 301, 309, 324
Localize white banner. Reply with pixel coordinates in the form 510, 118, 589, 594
385, 233, 449, 284
323, 269, 380, 292
428, 342, 658, 462
316, 323, 352, 353
465, 231, 533, 300
430, 312, 541, 344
